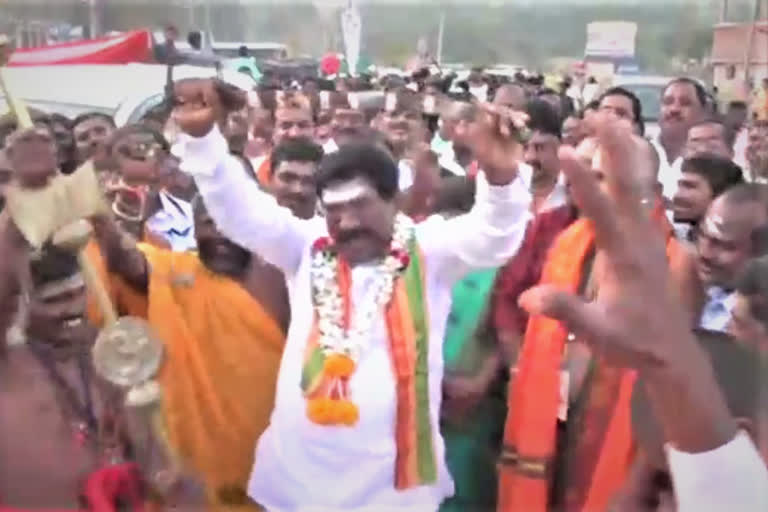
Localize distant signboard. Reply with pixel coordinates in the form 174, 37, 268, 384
585, 21, 637, 58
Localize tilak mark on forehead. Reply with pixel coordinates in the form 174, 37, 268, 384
321, 177, 375, 206
705, 213, 726, 238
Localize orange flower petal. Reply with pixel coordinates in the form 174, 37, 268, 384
324, 354, 356, 378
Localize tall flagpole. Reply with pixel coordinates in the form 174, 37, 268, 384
340, 0, 361, 76
88, 0, 102, 39
437, 12, 445, 65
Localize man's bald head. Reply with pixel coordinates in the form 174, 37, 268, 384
715, 184, 768, 232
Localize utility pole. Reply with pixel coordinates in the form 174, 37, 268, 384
436, 12, 445, 65
88, 0, 102, 39
720, 0, 728, 23
204, 0, 213, 47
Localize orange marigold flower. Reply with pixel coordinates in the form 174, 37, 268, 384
307, 397, 335, 425
336, 399, 360, 426
324, 354, 356, 378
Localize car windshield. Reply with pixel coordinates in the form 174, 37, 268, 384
619, 84, 663, 123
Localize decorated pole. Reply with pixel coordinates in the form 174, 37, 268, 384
0, 35, 32, 128
340, 0, 361, 77
1, 31, 178, 500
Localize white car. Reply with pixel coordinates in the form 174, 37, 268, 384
0, 63, 256, 126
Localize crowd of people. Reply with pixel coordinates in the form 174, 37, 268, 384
0, 60, 768, 511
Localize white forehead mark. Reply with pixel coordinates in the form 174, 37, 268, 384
705, 213, 726, 238
385, 93, 397, 112
247, 91, 262, 109
348, 93, 360, 110
423, 95, 436, 114
321, 177, 375, 206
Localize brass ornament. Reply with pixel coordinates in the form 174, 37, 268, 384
92, 316, 163, 390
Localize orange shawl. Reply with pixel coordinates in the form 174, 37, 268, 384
498, 208, 687, 512
87, 242, 285, 510
139, 246, 285, 510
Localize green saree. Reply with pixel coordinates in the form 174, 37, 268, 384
440, 268, 506, 512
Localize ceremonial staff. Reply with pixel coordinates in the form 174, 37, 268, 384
1, 34, 179, 496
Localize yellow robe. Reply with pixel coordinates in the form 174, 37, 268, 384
142, 245, 285, 510
87, 241, 285, 510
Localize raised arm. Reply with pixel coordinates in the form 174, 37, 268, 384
90, 214, 149, 294
172, 79, 314, 275
418, 172, 530, 283
418, 104, 532, 283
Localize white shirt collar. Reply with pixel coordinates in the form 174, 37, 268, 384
146, 190, 196, 251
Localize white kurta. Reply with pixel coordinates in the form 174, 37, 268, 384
667, 431, 768, 511
177, 126, 532, 512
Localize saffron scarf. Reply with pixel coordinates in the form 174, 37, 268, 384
141, 246, 285, 510
498, 207, 676, 512
300, 236, 437, 490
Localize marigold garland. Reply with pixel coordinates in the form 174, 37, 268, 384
307, 214, 414, 427
323, 353, 356, 378
307, 397, 360, 426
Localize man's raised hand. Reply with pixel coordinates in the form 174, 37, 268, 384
458, 103, 527, 186
519, 112, 685, 370
172, 79, 246, 138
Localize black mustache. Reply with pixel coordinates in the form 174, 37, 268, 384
336, 229, 372, 244
284, 193, 309, 202
337, 126, 362, 137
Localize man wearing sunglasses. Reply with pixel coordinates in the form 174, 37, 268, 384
106, 125, 197, 251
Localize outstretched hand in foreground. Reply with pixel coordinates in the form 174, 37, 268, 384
519, 112, 736, 454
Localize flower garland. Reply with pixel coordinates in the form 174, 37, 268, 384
307, 214, 414, 426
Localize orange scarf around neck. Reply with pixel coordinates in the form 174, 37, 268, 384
498, 206, 675, 512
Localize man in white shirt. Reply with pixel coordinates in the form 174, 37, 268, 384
521, 99, 568, 214
684, 117, 736, 161
724, 100, 750, 169
696, 184, 768, 332
171, 78, 532, 512
652, 78, 708, 200
251, 91, 316, 185
377, 90, 432, 191
671, 153, 745, 242
467, 68, 489, 102
317, 91, 368, 155
746, 120, 768, 182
